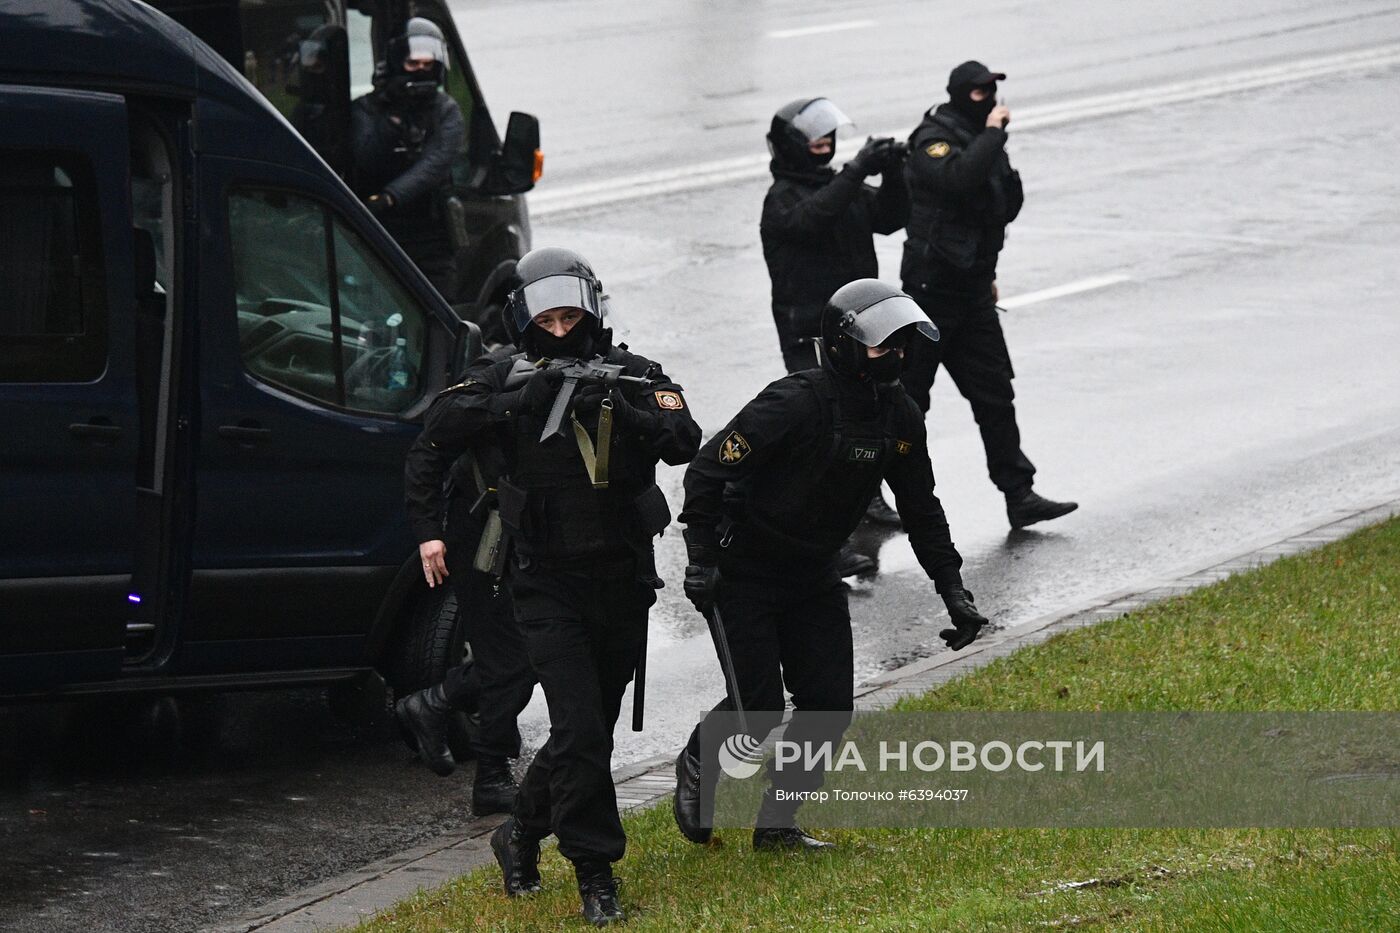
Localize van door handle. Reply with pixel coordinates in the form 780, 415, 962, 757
218, 423, 272, 446
69, 418, 122, 445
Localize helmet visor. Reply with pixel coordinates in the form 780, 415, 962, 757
405, 33, 446, 64
791, 98, 855, 142
514, 274, 602, 331
844, 295, 939, 347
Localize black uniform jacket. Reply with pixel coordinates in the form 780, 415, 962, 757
422, 334, 701, 567
761, 163, 909, 327
351, 89, 464, 210
404, 346, 517, 546
902, 104, 1023, 289
680, 367, 964, 591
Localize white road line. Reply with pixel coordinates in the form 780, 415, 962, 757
531, 43, 1400, 217
767, 19, 876, 40
999, 274, 1132, 310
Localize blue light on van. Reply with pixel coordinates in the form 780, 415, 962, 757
127, 593, 142, 604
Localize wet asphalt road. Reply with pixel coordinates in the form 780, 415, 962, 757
5, 2, 1400, 931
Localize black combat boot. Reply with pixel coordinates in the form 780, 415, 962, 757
472, 757, 519, 815
394, 684, 455, 777
1006, 489, 1078, 529
672, 747, 712, 844
864, 490, 903, 527
490, 816, 542, 896
836, 541, 877, 578
575, 863, 625, 927
753, 788, 834, 852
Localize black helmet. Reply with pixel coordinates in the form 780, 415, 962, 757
379, 17, 448, 101
767, 97, 853, 171
504, 247, 606, 352
820, 279, 938, 380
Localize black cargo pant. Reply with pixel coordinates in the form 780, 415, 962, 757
685, 555, 854, 825
509, 558, 653, 866
900, 279, 1036, 495
440, 547, 535, 760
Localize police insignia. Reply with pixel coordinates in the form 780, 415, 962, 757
895, 440, 912, 455
925, 141, 950, 158
718, 431, 751, 464
654, 390, 685, 410
849, 445, 880, 462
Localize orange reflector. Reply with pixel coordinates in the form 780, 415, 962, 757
532, 149, 544, 183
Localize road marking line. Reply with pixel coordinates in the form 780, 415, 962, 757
999, 274, 1132, 310
531, 43, 1400, 217
767, 19, 876, 39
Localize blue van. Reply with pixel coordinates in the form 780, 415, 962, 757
0, 0, 503, 712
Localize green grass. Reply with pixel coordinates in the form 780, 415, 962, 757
355, 518, 1400, 931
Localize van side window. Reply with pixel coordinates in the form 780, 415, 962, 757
229, 188, 426, 414
0, 153, 107, 383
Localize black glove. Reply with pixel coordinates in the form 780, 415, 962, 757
605, 388, 659, 432
518, 365, 564, 415
938, 585, 988, 651
848, 136, 896, 177
571, 382, 609, 418
682, 530, 720, 614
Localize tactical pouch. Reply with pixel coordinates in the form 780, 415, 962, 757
931, 222, 979, 270
472, 509, 510, 577
632, 483, 672, 537
495, 476, 529, 535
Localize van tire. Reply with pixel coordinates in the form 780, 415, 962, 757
388, 586, 478, 762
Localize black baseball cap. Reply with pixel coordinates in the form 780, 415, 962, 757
947, 60, 1007, 93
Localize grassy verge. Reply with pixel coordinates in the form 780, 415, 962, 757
356, 518, 1400, 931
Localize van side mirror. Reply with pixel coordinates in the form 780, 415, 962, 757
449, 318, 484, 381
484, 111, 541, 195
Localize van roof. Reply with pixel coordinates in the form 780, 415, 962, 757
1, 0, 328, 166
0, 0, 274, 116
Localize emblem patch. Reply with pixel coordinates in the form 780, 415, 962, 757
655, 390, 685, 410
925, 141, 951, 158
849, 445, 881, 462
718, 431, 751, 464
895, 440, 912, 455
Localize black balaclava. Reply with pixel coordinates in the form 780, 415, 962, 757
951, 82, 997, 126
809, 132, 836, 167
865, 350, 904, 384
528, 316, 597, 360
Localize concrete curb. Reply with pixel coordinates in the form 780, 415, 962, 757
210, 493, 1400, 932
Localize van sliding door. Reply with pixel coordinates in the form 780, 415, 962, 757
0, 87, 135, 692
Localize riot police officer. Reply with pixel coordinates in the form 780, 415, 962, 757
762, 97, 910, 544
396, 341, 536, 816
900, 61, 1077, 529
351, 17, 464, 300
673, 279, 990, 850
761, 98, 909, 373
423, 248, 700, 926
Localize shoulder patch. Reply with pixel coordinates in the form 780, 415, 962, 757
654, 390, 685, 410
718, 431, 751, 464
924, 141, 951, 158
895, 440, 912, 455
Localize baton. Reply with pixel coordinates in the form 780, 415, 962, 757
631, 625, 647, 732
706, 603, 750, 737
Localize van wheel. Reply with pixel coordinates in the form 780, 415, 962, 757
388, 586, 478, 762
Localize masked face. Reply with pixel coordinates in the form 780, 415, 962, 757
528, 308, 596, 359
807, 132, 836, 167
864, 347, 904, 384
952, 83, 997, 124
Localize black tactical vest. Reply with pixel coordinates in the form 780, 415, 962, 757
730, 372, 901, 559
903, 107, 1024, 282
501, 348, 659, 563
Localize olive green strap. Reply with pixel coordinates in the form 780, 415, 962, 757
571, 398, 613, 488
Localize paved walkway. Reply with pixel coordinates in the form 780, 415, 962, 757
210, 493, 1400, 932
